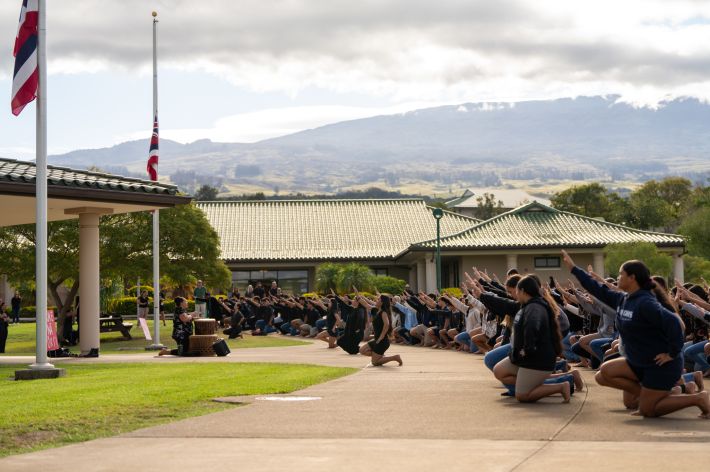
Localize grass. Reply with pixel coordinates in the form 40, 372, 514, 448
0, 362, 355, 457
1, 321, 308, 355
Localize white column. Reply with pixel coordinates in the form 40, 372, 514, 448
425, 256, 437, 293
673, 253, 685, 285
416, 260, 425, 292
78, 213, 100, 355
506, 254, 518, 272
66, 207, 112, 355
593, 252, 605, 277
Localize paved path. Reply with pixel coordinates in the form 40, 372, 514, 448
2, 340, 709, 471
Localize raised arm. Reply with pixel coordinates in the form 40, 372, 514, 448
562, 250, 625, 309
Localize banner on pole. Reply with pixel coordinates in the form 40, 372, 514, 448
139, 317, 152, 341
46, 310, 59, 351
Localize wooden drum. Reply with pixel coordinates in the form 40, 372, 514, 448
194, 318, 217, 335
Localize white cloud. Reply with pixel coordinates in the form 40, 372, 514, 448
3, 0, 710, 104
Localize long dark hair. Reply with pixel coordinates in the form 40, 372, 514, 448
380, 294, 393, 335
621, 260, 655, 291
651, 275, 677, 313
516, 275, 563, 356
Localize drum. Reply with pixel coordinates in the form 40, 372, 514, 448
194, 318, 217, 335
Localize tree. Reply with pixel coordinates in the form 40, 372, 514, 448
475, 193, 504, 219
551, 183, 616, 221
683, 255, 710, 284
678, 206, 710, 260
193, 184, 219, 201
314, 263, 341, 293
625, 177, 692, 231
336, 263, 374, 294
604, 242, 673, 280
0, 203, 230, 336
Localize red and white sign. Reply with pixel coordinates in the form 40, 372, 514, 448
139, 318, 152, 341
47, 310, 59, 351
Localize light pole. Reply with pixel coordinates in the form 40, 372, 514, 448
432, 208, 443, 292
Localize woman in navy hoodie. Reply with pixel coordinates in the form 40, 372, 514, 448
562, 250, 709, 418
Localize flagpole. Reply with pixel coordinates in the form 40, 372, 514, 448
31, 0, 54, 370
148, 11, 163, 350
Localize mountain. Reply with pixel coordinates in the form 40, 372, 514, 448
48, 95, 710, 195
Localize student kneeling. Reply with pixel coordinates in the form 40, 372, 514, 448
496, 276, 570, 403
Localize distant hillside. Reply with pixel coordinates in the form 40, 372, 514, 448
48, 95, 710, 195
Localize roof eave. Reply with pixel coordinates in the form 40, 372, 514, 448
0, 181, 191, 207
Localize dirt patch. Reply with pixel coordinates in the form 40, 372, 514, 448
5, 430, 62, 450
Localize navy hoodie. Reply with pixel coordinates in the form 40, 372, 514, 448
571, 266, 683, 368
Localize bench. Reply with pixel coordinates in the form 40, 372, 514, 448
99, 316, 133, 339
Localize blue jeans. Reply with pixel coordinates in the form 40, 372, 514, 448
683, 341, 709, 372
255, 320, 277, 334
588, 337, 614, 369
562, 332, 580, 362
454, 332, 479, 353
315, 319, 327, 331
484, 344, 511, 371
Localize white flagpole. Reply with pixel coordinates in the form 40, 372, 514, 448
148, 11, 163, 350
31, 0, 54, 370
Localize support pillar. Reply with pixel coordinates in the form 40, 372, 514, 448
506, 254, 518, 273
673, 253, 685, 285
416, 260, 425, 292
425, 256, 437, 294
593, 252, 605, 277
408, 265, 417, 291
66, 207, 113, 356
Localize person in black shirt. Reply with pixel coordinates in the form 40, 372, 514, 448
159, 297, 199, 356
253, 282, 266, 299
10, 292, 21, 324
358, 295, 402, 366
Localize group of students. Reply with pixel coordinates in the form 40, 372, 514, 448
160, 255, 710, 418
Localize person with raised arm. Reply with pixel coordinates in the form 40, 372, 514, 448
562, 250, 709, 418
358, 294, 402, 366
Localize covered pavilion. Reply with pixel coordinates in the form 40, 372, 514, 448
0, 157, 190, 358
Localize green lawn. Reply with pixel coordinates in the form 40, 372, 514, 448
0, 362, 355, 457
1, 321, 308, 355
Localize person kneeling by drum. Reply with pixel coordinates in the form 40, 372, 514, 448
159, 297, 200, 357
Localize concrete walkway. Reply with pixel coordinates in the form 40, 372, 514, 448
2, 340, 709, 471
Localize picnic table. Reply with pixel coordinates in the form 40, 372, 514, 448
99, 315, 134, 339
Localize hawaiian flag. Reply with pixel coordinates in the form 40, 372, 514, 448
11, 0, 39, 116
147, 115, 159, 181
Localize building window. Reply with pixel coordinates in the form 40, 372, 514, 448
231, 269, 309, 295
373, 268, 388, 277
534, 256, 561, 269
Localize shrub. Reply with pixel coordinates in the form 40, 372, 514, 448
126, 285, 154, 297
3, 306, 59, 318
336, 263, 374, 294
107, 297, 194, 317
441, 287, 462, 298
371, 275, 407, 295
314, 263, 341, 294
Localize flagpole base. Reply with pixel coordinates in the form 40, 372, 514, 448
15, 367, 66, 381
145, 344, 166, 351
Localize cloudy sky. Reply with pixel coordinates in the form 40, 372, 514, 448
2, 0, 710, 159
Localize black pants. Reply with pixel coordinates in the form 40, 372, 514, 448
170, 336, 199, 356
0, 322, 8, 353
223, 326, 242, 339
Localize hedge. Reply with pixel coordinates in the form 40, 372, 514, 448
441, 287, 463, 298
2, 306, 59, 318
125, 285, 154, 297
107, 297, 194, 317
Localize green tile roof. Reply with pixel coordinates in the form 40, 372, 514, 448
0, 157, 180, 195
197, 199, 479, 262
413, 202, 685, 250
